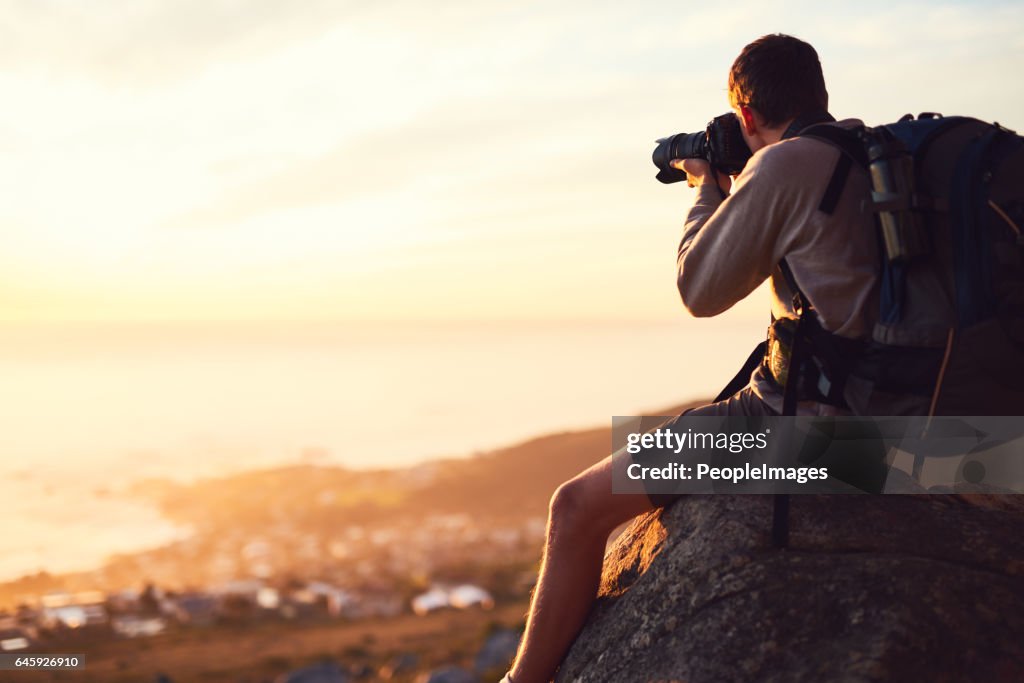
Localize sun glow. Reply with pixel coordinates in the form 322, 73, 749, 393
2, 1, 1021, 323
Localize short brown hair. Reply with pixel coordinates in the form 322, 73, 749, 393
728, 34, 828, 127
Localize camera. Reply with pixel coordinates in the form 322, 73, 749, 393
652, 113, 752, 184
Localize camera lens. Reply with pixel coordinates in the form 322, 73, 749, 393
653, 132, 707, 184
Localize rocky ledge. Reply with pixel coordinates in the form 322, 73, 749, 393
557, 494, 1024, 683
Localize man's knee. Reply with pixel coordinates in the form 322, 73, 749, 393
548, 478, 589, 536
547, 472, 639, 539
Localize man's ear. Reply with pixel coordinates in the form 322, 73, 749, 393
737, 105, 758, 137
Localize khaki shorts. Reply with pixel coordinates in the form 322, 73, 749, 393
643, 387, 776, 508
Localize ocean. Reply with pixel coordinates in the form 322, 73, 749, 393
0, 318, 764, 581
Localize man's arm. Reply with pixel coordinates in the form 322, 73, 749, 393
673, 152, 796, 317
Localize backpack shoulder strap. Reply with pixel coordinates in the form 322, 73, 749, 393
799, 124, 868, 165
798, 124, 868, 215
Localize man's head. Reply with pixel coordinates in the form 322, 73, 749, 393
728, 34, 828, 151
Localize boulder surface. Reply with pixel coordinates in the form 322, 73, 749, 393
557, 494, 1024, 683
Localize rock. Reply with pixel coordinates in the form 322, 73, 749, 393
276, 661, 351, 683
557, 495, 1024, 683
416, 665, 479, 683
474, 628, 521, 675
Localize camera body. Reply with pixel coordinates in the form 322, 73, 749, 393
653, 113, 752, 184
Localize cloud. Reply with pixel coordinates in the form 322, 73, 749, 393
0, 0, 366, 85
3, 0, 1023, 322
162, 71, 674, 230
0, 0, 575, 86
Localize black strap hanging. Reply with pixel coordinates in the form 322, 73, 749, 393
772, 257, 812, 550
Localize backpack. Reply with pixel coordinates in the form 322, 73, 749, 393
785, 113, 1024, 418
743, 113, 1024, 549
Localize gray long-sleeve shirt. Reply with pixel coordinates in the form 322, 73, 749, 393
678, 119, 879, 411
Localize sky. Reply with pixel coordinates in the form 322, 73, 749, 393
2, 0, 1023, 323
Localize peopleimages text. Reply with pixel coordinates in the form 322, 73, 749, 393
626, 462, 829, 484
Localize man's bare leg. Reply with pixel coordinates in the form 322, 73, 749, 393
508, 453, 655, 683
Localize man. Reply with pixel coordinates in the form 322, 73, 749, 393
501, 34, 878, 682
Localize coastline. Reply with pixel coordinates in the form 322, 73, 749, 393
0, 399, 705, 607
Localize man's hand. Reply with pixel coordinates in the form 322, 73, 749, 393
670, 158, 732, 193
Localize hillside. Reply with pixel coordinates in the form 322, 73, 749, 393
130, 400, 703, 528
0, 401, 704, 606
